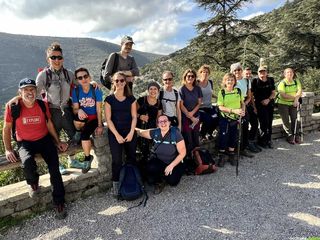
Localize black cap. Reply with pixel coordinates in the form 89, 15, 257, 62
19, 78, 36, 89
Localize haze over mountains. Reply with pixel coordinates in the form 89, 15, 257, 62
0, 32, 161, 113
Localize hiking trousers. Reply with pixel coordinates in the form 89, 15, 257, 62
18, 134, 65, 205
278, 103, 297, 137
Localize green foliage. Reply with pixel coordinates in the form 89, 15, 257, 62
297, 68, 320, 95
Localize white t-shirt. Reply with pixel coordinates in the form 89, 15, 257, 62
235, 78, 251, 97
160, 88, 181, 117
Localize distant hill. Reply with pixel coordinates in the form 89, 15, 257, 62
0, 32, 162, 113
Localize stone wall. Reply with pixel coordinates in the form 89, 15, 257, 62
0, 92, 319, 219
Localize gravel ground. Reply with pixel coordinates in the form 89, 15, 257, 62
1, 132, 320, 240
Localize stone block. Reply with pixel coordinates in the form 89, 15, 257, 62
98, 181, 112, 191
0, 206, 14, 218
15, 197, 37, 212
65, 180, 89, 193
65, 191, 82, 202
11, 209, 32, 218
83, 186, 100, 197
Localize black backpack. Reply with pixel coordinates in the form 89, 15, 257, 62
100, 52, 119, 90
159, 89, 179, 106
10, 99, 48, 141
118, 164, 148, 208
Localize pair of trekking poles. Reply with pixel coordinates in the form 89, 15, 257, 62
236, 98, 303, 176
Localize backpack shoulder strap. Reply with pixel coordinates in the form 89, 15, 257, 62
112, 52, 119, 75
90, 84, 96, 101
170, 127, 177, 144
10, 101, 21, 142
36, 99, 48, 121
44, 67, 52, 90
221, 89, 226, 99
62, 68, 71, 84
209, 80, 213, 90
173, 89, 179, 105
159, 90, 164, 102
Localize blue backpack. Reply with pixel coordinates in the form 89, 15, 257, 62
118, 164, 148, 207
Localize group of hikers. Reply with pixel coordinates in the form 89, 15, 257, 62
2, 35, 303, 219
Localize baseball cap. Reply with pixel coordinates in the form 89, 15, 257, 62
258, 66, 267, 72
230, 62, 242, 73
121, 35, 134, 45
19, 78, 36, 89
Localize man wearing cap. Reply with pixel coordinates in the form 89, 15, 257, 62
2, 78, 68, 219
251, 66, 276, 148
230, 62, 254, 158
102, 35, 140, 90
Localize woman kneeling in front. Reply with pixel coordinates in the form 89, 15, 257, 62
136, 115, 186, 194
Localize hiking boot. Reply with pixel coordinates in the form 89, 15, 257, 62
82, 155, 93, 173
287, 135, 295, 145
240, 149, 254, 158
54, 203, 67, 220
59, 164, 68, 175
267, 141, 274, 149
28, 183, 40, 198
217, 152, 227, 167
228, 152, 237, 166
154, 182, 165, 195
254, 143, 262, 152
295, 136, 302, 144
68, 157, 85, 169
257, 141, 268, 149
247, 142, 260, 153
112, 181, 119, 198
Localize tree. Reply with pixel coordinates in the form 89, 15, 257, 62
186, 0, 268, 70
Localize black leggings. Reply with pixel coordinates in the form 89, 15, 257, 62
147, 159, 184, 186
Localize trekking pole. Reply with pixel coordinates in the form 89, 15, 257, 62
298, 98, 303, 142
236, 116, 242, 176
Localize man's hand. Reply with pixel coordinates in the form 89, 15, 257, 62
57, 142, 68, 152
5, 150, 19, 163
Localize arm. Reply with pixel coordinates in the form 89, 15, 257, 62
135, 128, 152, 139
189, 98, 202, 117
244, 89, 252, 105
176, 100, 182, 130
125, 100, 138, 142
164, 139, 186, 176
105, 101, 125, 143
95, 102, 104, 135
47, 119, 68, 152
3, 121, 19, 162
130, 57, 139, 77
72, 102, 88, 120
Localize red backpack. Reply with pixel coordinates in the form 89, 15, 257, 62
192, 147, 218, 175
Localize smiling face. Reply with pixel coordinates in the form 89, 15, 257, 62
148, 86, 159, 98
258, 70, 267, 80
162, 72, 174, 89
284, 68, 294, 80
76, 70, 91, 87
121, 42, 133, 54
19, 86, 36, 105
157, 115, 170, 131
233, 68, 243, 80
47, 50, 64, 71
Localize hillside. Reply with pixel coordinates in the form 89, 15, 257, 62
0, 32, 161, 112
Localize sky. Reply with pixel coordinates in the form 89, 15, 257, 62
0, 0, 289, 55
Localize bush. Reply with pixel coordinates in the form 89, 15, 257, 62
297, 68, 320, 95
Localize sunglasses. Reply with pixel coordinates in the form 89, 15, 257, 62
77, 74, 89, 80
233, 69, 242, 72
163, 78, 173, 82
158, 120, 168, 124
114, 79, 125, 83
49, 55, 63, 60
186, 75, 195, 78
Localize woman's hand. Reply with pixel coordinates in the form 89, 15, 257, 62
125, 131, 134, 142
115, 134, 126, 144
57, 142, 68, 152
95, 126, 104, 136
140, 114, 149, 123
233, 108, 245, 117
164, 164, 174, 176
78, 109, 88, 120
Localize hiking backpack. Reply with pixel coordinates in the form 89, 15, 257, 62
10, 99, 48, 141
100, 52, 119, 90
159, 89, 179, 106
118, 164, 148, 206
192, 147, 217, 175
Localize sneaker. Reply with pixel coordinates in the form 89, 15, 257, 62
82, 155, 93, 173
287, 135, 295, 145
59, 164, 68, 175
154, 182, 165, 195
240, 149, 254, 158
28, 183, 40, 198
295, 136, 302, 144
247, 142, 260, 153
68, 157, 85, 169
55, 203, 67, 220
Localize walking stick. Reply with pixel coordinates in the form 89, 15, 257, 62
236, 116, 242, 176
299, 98, 303, 142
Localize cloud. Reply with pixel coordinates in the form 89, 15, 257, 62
242, 11, 264, 20
251, 0, 282, 8
0, 0, 196, 54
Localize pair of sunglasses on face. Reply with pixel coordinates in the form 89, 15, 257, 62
49, 55, 63, 60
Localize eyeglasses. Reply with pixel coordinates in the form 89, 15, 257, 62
158, 120, 168, 124
77, 74, 89, 80
186, 75, 195, 79
49, 55, 63, 60
163, 78, 173, 82
114, 79, 125, 83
